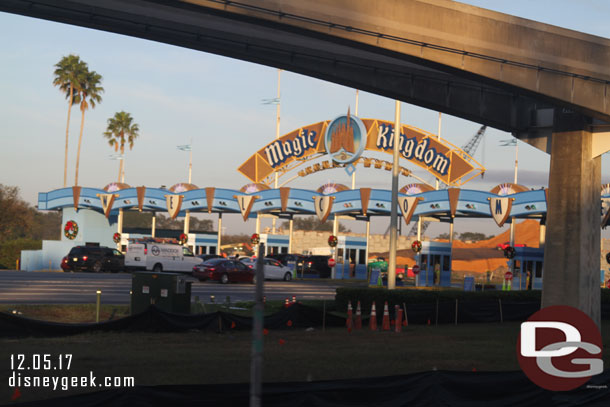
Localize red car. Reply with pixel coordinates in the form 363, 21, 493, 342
192, 258, 255, 284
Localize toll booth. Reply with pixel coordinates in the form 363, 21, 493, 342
335, 236, 368, 279
259, 234, 289, 256
512, 247, 544, 290
415, 241, 452, 287
189, 233, 218, 256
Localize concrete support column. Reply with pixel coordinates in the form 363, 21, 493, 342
217, 213, 222, 252
365, 218, 370, 265
331, 217, 339, 279
183, 210, 190, 235
288, 217, 294, 254
542, 114, 601, 326
117, 209, 124, 250
449, 220, 454, 246
151, 213, 156, 238
417, 217, 422, 241
539, 217, 546, 250
509, 218, 517, 288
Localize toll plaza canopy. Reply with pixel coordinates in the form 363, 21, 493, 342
37, 183, 610, 228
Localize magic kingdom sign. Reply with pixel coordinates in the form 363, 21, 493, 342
238, 114, 484, 186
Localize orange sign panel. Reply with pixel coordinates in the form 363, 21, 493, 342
238, 118, 481, 186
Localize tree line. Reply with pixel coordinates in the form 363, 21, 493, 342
437, 231, 493, 242
281, 216, 350, 233
0, 185, 61, 268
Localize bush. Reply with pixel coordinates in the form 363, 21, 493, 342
0, 238, 41, 269
336, 287, 610, 315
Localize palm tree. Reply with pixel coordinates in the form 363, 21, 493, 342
52, 55, 88, 187
74, 69, 104, 186
103, 111, 140, 182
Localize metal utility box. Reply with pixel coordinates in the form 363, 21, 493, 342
131, 272, 192, 314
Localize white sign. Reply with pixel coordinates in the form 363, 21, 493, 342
490, 197, 513, 227
313, 195, 335, 223
235, 194, 258, 221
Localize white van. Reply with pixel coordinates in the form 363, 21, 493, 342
125, 243, 201, 273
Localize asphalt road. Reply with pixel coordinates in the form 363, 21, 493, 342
0, 270, 348, 305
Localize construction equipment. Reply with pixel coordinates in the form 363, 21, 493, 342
406, 125, 487, 237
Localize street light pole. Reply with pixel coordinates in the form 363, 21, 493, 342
352, 89, 359, 190
272, 69, 281, 235
510, 141, 518, 251
436, 113, 442, 190
177, 142, 194, 242
500, 138, 519, 282
188, 138, 193, 184
388, 100, 401, 290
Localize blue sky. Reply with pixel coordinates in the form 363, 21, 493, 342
0, 1, 609, 238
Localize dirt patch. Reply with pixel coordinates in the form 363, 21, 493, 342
372, 219, 542, 275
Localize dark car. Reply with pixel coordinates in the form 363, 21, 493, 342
61, 246, 124, 273
267, 253, 306, 274
303, 255, 331, 278
196, 254, 223, 262
192, 258, 255, 284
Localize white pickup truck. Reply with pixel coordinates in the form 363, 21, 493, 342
125, 243, 201, 273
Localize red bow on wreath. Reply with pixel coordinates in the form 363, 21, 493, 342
179, 233, 188, 244
64, 220, 79, 240
251, 233, 260, 245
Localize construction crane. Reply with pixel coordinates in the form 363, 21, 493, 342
404, 125, 487, 237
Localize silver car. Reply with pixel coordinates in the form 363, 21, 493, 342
240, 257, 294, 281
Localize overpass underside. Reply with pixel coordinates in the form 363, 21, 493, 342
2, 0, 609, 324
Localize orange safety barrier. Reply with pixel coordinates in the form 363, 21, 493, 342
346, 300, 354, 333
382, 301, 390, 331
369, 302, 377, 331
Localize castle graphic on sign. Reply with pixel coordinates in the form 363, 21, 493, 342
325, 109, 366, 164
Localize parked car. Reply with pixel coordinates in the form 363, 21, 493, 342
267, 253, 306, 274
303, 255, 332, 278
196, 254, 223, 262
192, 258, 255, 284
61, 246, 124, 273
239, 257, 294, 281
124, 242, 200, 273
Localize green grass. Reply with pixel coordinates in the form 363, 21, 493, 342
2, 304, 609, 403
0, 304, 130, 323
2, 321, 609, 403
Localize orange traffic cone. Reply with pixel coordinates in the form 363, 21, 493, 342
395, 305, 403, 333
355, 301, 362, 329
382, 301, 391, 331
346, 301, 354, 333
369, 302, 378, 331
